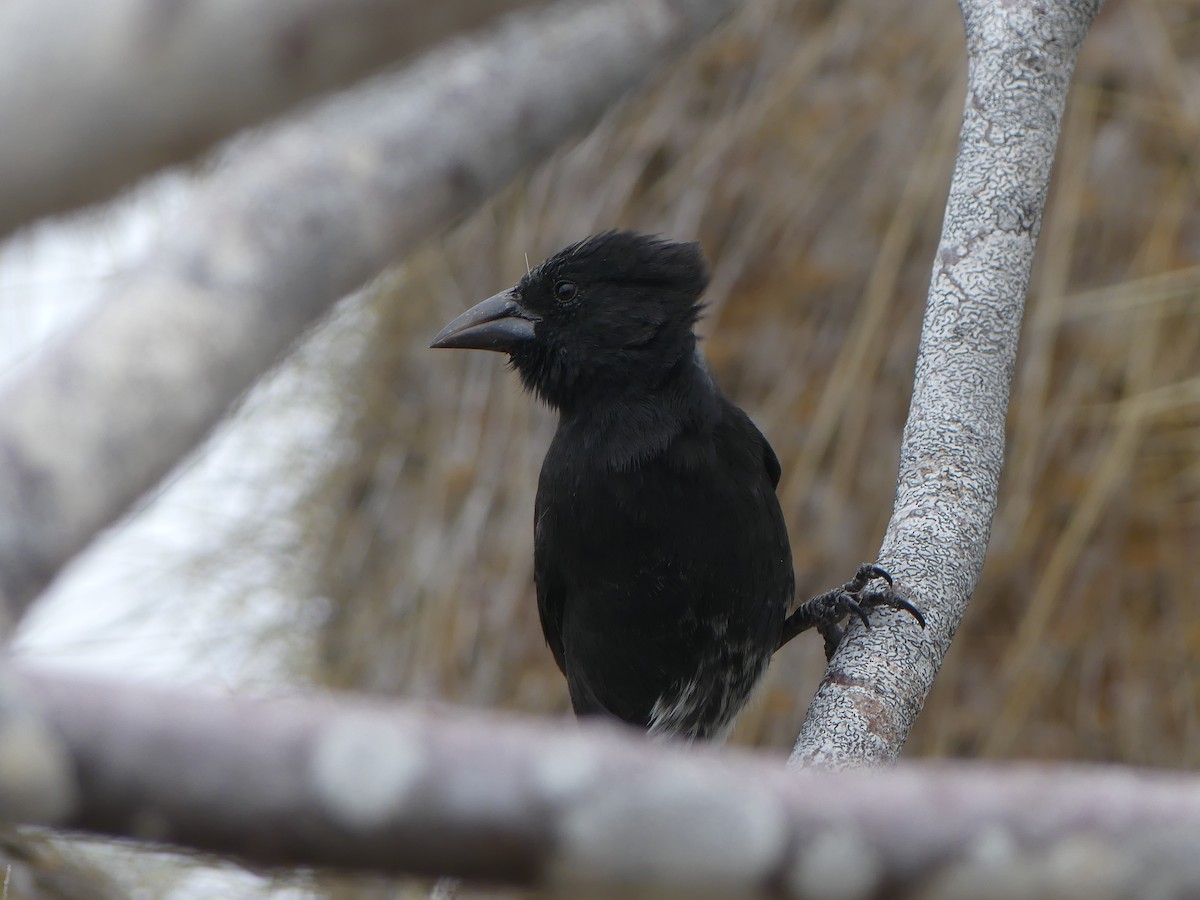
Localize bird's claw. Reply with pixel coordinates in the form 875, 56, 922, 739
778, 563, 925, 661
834, 563, 926, 630
854, 563, 894, 589
885, 592, 926, 629
844, 596, 870, 628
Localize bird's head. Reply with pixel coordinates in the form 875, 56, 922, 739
430, 231, 709, 410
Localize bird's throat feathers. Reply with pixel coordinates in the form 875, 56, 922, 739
550, 349, 722, 473
511, 323, 701, 410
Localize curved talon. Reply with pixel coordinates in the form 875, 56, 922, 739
860, 563, 894, 588
893, 596, 926, 628
852, 563, 923, 628
842, 593, 871, 628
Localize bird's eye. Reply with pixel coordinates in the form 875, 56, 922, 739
554, 281, 578, 303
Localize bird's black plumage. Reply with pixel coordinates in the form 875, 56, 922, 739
432, 231, 922, 739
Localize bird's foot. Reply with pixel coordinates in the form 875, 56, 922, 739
831, 563, 925, 629
779, 563, 925, 661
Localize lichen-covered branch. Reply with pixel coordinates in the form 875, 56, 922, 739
5, 664, 1200, 897
0, 0, 542, 238
792, 0, 1105, 767
0, 0, 738, 632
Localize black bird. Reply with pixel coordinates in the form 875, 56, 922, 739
431, 231, 923, 739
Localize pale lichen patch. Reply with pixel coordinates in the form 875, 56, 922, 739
310, 715, 424, 830
549, 764, 787, 895
788, 825, 884, 900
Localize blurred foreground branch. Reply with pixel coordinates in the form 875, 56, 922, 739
0, 832, 126, 900
0, 0, 543, 238
792, 0, 1105, 767
0, 0, 738, 633
4, 664, 1200, 897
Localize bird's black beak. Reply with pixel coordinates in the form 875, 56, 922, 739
430, 291, 538, 352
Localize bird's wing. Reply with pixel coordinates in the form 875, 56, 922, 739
760, 427, 782, 489
562, 651, 622, 719
723, 403, 782, 489
717, 398, 795, 618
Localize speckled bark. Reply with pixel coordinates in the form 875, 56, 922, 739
792, 0, 1104, 768
0, 0, 543, 238
11, 664, 1200, 898
0, 0, 737, 632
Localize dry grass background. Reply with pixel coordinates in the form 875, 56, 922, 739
305, 0, 1200, 819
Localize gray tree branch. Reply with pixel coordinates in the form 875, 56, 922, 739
0, 0, 542, 238
791, 0, 1105, 768
4, 663, 1200, 897
0, 0, 738, 633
